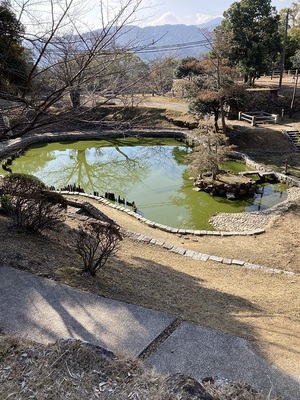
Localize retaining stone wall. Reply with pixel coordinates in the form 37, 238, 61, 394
241, 153, 300, 187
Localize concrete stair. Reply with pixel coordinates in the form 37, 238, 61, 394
286, 130, 300, 151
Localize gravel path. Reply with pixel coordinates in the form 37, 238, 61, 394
209, 187, 300, 232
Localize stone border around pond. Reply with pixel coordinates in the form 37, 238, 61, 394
0, 129, 187, 158
1, 128, 300, 236
63, 191, 267, 236
65, 194, 296, 277
0, 129, 299, 275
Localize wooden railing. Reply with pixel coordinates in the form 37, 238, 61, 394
238, 111, 279, 126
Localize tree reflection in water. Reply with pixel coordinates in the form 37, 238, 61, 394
9, 139, 188, 200
7, 138, 287, 230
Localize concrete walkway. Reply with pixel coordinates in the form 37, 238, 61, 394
0, 266, 175, 357
0, 265, 299, 399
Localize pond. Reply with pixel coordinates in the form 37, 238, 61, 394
4, 137, 288, 230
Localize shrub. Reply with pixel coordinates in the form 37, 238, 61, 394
0, 173, 67, 232
75, 220, 122, 277
0, 194, 13, 214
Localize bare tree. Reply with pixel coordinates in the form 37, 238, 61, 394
75, 219, 122, 277
148, 57, 179, 95
184, 29, 244, 134
1, 0, 152, 136
188, 124, 235, 180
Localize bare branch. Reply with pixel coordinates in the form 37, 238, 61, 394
1, 0, 153, 136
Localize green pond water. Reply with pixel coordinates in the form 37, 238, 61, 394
5, 137, 288, 230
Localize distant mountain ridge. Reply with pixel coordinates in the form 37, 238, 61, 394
113, 17, 223, 61
25, 18, 223, 63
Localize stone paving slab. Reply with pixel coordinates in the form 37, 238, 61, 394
0, 266, 176, 357
145, 323, 300, 400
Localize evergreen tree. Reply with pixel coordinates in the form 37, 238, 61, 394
219, 0, 281, 86
0, 1, 30, 91
175, 57, 204, 80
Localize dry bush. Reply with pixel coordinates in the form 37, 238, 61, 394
0, 173, 67, 232
75, 219, 122, 277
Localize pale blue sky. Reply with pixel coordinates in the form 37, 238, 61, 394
15, 0, 294, 31
144, 0, 293, 25
21, 0, 292, 31
50, 0, 294, 30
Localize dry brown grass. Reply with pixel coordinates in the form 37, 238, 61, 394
0, 200, 299, 386
0, 95, 299, 399
0, 335, 282, 399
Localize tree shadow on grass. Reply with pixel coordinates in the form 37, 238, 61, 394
0, 211, 299, 400
105, 254, 260, 343
104, 255, 300, 399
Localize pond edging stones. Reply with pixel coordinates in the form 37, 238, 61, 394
1, 129, 300, 248
63, 192, 296, 277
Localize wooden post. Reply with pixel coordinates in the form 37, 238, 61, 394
279, 10, 289, 89
290, 69, 299, 117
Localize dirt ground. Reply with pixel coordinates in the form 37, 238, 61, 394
77, 203, 300, 383
86, 197, 300, 274
1, 194, 299, 386
1, 86, 300, 391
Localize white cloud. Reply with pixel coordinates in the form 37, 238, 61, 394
195, 14, 221, 25
149, 12, 181, 25
148, 11, 222, 27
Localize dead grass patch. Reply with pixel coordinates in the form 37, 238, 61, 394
0, 335, 282, 399
0, 208, 299, 382
0, 108, 299, 397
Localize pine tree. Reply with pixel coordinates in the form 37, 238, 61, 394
0, 1, 30, 91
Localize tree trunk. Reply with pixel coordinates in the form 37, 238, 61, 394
70, 89, 80, 108
214, 110, 219, 132
220, 98, 226, 134
214, 120, 219, 132
212, 162, 218, 180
